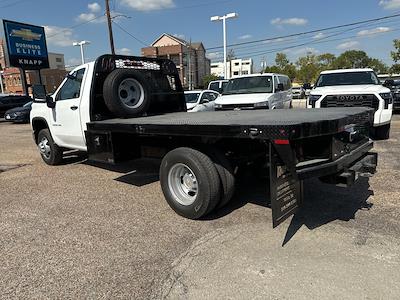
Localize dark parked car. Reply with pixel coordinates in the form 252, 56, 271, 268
4, 101, 33, 123
384, 79, 400, 112
0, 94, 32, 117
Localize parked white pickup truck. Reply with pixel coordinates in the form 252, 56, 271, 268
308, 68, 393, 139
29, 55, 378, 227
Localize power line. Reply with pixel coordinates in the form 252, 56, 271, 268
228, 17, 400, 54
46, 14, 106, 38
206, 12, 400, 50
112, 21, 149, 47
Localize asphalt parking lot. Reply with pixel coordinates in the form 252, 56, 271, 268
0, 115, 400, 299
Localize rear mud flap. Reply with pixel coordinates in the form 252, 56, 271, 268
269, 144, 303, 228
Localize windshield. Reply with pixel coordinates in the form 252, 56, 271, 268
23, 101, 33, 107
316, 71, 380, 87
223, 76, 273, 95
184, 93, 200, 103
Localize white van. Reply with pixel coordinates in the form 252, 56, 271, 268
208, 80, 229, 94
214, 74, 292, 110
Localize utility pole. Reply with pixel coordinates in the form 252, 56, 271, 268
105, 0, 115, 55
188, 39, 192, 90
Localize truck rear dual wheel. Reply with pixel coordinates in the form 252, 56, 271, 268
37, 129, 63, 165
160, 147, 222, 219
208, 149, 236, 209
103, 69, 151, 118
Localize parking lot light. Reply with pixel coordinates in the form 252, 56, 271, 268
210, 12, 239, 79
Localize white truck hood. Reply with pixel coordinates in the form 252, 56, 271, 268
312, 85, 390, 95
215, 93, 270, 105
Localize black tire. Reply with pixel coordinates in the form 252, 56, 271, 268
37, 129, 63, 165
103, 69, 151, 118
208, 149, 235, 209
374, 124, 391, 140
159, 147, 221, 219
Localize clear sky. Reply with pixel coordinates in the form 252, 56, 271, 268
2, 0, 400, 71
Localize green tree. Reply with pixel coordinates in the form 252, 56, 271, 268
390, 39, 400, 63
333, 50, 371, 69
264, 65, 281, 73
296, 53, 320, 83
263, 53, 296, 80
202, 74, 220, 88
317, 53, 336, 70
275, 53, 290, 69
368, 58, 388, 74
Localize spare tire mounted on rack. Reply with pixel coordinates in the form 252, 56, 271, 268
103, 69, 152, 118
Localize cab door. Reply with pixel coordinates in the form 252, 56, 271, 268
50, 67, 87, 150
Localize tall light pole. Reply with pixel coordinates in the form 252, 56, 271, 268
73, 40, 90, 64
211, 12, 238, 79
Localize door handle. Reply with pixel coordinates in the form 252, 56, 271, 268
70, 106, 78, 111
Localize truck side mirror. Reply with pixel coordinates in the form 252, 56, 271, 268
46, 95, 56, 109
32, 84, 47, 100
276, 83, 284, 92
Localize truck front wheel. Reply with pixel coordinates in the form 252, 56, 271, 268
37, 129, 63, 165
160, 147, 221, 219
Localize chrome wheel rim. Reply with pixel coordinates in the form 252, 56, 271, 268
118, 78, 145, 108
168, 163, 198, 206
38, 137, 51, 159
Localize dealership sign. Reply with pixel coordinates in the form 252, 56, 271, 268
2, 19, 49, 69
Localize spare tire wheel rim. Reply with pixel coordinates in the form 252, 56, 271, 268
118, 78, 145, 109
168, 163, 198, 206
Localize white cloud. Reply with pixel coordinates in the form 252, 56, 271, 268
76, 2, 104, 23
271, 17, 308, 26
379, 0, 400, 9
313, 32, 325, 39
172, 33, 185, 40
88, 2, 101, 12
117, 47, 133, 55
206, 52, 221, 60
119, 0, 175, 11
357, 27, 391, 36
44, 25, 75, 47
76, 12, 102, 23
337, 41, 360, 50
238, 34, 252, 40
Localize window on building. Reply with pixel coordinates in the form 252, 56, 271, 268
57, 68, 85, 100
234, 62, 239, 66
242, 71, 249, 75
233, 71, 239, 75
56, 57, 62, 62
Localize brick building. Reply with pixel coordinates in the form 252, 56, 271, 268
0, 39, 67, 94
142, 33, 210, 89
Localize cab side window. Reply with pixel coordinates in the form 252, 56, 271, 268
57, 68, 85, 101
278, 76, 291, 91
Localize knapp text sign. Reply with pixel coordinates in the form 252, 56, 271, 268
3, 20, 49, 69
